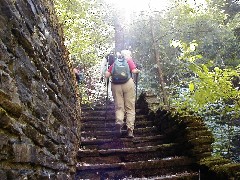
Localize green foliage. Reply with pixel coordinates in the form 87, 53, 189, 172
171, 41, 239, 116
171, 40, 240, 161
77, 63, 106, 106
53, 0, 114, 68
53, 0, 115, 105
124, 0, 240, 161
53, 0, 240, 160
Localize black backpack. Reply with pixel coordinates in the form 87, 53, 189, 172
106, 54, 116, 68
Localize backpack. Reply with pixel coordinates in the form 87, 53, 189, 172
106, 54, 116, 68
111, 58, 131, 84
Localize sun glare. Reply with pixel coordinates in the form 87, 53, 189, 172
105, 0, 170, 12
104, 0, 207, 12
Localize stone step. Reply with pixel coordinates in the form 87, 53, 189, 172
75, 156, 198, 179
81, 107, 143, 116
81, 104, 115, 111
80, 134, 164, 150
78, 143, 180, 164
81, 103, 141, 113
81, 114, 148, 123
78, 102, 199, 179
81, 120, 155, 132
81, 109, 115, 117
123, 172, 199, 180
81, 126, 160, 139
81, 115, 116, 125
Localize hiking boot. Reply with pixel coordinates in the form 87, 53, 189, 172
127, 128, 134, 138
115, 123, 122, 134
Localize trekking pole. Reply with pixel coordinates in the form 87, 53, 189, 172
105, 77, 109, 121
135, 64, 141, 107
135, 73, 139, 103
105, 58, 109, 126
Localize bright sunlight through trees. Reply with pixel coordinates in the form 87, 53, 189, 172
104, 0, 207, 12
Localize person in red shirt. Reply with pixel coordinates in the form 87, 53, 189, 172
105, 50, 140, 138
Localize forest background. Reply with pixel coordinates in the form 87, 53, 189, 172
53, 0, 240, 163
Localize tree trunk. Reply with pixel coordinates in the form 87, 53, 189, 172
150, 17, 169, 107
114, 13, 125, 52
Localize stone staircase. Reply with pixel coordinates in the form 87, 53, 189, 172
75, 102, 199, 179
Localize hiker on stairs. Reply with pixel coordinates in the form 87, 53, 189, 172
105, 49, 140, 138
100, 51, 117, 101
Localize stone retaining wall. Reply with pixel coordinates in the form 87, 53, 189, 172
0, 0, 81, 179
137, 92, 240, 179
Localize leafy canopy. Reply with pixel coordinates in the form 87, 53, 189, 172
53, 0, 114, 68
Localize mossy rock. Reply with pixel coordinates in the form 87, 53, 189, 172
188, 136, 214, 145
191, 145, 212, 154
0, 99, 22, 118
200, 156, 231, 167
186, 130, 213, 139
0, 89, 11, 101
200, 156, 240, 179
211, 163, 240, 179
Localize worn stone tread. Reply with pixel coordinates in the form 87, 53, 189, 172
77, 143, 182, 164
80, 114, 149, 122
80, 134, 165, 150
124, 172, 199, 180
81, 134, 164, 144
79, 143, 177, 156
81, 121, 155, 131
81, 126, 161, 138
77, 156, 194, 171
77, 103, 199, 179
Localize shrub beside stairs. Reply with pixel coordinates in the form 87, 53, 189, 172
75, 98, 200, 179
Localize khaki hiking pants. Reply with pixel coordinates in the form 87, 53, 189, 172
111, 78, 135, 131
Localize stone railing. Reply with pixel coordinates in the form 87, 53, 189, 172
137, 92, 240, 179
